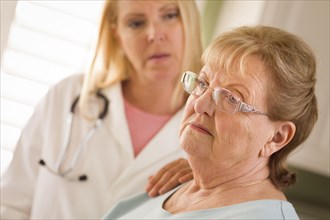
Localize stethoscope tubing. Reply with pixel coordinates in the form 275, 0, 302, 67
39, 90, 109, 181
55, 115, 73, 175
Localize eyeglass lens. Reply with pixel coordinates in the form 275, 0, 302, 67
181, 71, 240, 114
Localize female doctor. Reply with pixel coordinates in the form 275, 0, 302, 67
0, 0, 202, 219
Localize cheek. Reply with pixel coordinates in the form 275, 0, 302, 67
169, 24, 184, 59
215, 117, 268, 163
179, 97, 195, 135
117, 30, 143, 62
215, 124, 234, 151
121, 37, 141, 58
249, 120, 274, 149
214, 116, 253, 155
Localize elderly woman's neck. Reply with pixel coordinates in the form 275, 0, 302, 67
189, 157, 270, 190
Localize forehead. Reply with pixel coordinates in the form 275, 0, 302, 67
202, 55, 268, 88
117, 0, 176, 16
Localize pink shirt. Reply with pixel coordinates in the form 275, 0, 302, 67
124, 99, 172, 157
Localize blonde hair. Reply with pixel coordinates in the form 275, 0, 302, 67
80, 0, 202, 114
202, 25, 318, 188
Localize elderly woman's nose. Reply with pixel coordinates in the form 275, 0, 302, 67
147, 22, 165, 42
193, 91, 215, 117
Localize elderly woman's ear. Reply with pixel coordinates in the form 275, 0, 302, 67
260, 121, 296, 158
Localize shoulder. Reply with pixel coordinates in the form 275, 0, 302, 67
33, 73, 84, 115
51, 73, 84, 92
220, 200, 300, 219
170, 200, 299, 219
45, 73, 84, 101
183, 200, 299, 219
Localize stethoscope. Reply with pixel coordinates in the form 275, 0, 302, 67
39, 91, 109, 182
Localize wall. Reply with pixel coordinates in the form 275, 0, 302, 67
0, 0, 17, 59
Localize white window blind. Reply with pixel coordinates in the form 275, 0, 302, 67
1, 0, 104, 175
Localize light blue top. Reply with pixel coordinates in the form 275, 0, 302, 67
102, 187, 299, 219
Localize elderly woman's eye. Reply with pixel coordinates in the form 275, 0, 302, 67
227, 95, 239, 105
197, 82, 205, 91
197, 79, 206, 89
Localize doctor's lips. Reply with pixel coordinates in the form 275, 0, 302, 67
148, 53, 170, 60
188, 122, 213, 136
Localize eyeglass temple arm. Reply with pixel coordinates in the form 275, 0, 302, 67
238, 102, 268, 116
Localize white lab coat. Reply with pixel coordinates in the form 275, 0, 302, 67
0, 74, 184, 219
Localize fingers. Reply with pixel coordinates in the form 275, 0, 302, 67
146, 160, 177, 191
145, 158, 183, 192
146, 167, 178, 197
157, 168, 192, 195
145, 176, 155, 192
178, 172, 194, 183
145, 158, 192, 197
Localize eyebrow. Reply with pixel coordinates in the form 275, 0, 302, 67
199, 70, 210, 79
122, 3, 178, 18
159, 3, 178, 11
199, 71, 210, 84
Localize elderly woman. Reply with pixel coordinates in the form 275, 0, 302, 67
103, 25, 318, 219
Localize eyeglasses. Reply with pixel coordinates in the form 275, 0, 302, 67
181, 71, 268, 116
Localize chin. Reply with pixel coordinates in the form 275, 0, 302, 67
147, 64, 180, 76
180, 127, 213, 157
180, 133, 200, 155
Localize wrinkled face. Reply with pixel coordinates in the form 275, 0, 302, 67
115, 0, 184, 84
179, 56, 275, 167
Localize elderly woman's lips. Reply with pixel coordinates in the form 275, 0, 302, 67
189, 123, 212, 136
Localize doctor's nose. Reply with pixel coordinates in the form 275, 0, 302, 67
147, 23, 165, 43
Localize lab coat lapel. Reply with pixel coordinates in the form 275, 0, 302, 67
101, 83, 134, 160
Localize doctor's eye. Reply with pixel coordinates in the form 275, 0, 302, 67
128, 19, 145, 29
163, 10, 180, 21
